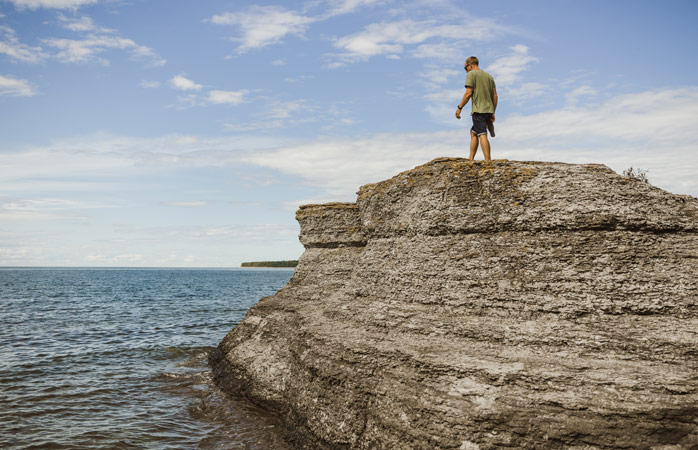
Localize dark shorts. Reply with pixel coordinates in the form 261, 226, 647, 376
471, 112, 492, 136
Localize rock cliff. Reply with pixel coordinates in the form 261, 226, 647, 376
210, 158, 698, 449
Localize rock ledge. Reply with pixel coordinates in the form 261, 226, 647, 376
211, 158, 698, 449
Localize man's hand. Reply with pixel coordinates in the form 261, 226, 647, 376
457, 88, 472, 120
491, 114, 495, 123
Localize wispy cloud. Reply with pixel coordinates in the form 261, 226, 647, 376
0, 133, 282, 190
331, 19, 440, 64
4, 87, 696, 202
222, 98, 325, 131
245, 130, 461, 198
245, 87, 698, 199
57, 13, 103, 32
167, 77, 248, 107
209, 1, 390, 54
486, 44, 538, 87
43, 35, 131, 64
207, 89, 247, 106
564, 84, 595, 107
0, 25, 47, 63
328, 16, 514, 67
140, 80, 160, 88
0, 74, 36, 96
14, 15, 165, 66
210, 5, 315, 53
506, 81, 547, 105
169, 74, 202, 91
5, 0, 98, 10
502, 87, 698, 144
411, 41, 461, 61
318, 0, 386, 18
0, 196, 109, 222
43, 33, 165, 66
1, 16, 164, 67
419, 64, 459, 89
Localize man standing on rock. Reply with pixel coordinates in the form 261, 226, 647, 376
456, 56, 498, 161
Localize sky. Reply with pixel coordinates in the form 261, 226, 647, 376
1, 0, 697, 267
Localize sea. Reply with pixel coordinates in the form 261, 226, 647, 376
0, 267, 295, 449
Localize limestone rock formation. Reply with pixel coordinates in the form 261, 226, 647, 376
210, 158, 698, 449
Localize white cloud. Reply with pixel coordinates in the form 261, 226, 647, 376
5, 86, 696, 203
130, 44, 166, 66
267, 100, 309, 119
0, 25, 47, 63
422, 88, 465, 103
486, 44, 538, 87
0, 74, 36, 96
244, 87, 698, 199
210, 5, 315, 53
43, 35, 129, 64
207, 89, 247, 105
42, 33, 165, 66
284, 74, 314, 83
58, 14, 100, 32
0, 197, 110, 222
320, 0, 386, 18
506, 81, 547, 105
565, 84, 595, 107
418, 64, 467, 124
412, 42, 461, 61
174, 135, 198, 145
0, 133, 283, 191
169, 74, 202, 91
140, 80, 161, 88
419, 65, 459, 89
5, 0, 98, 9
330, 18, 507, 66
222, 99, 322, 131
502, 87, 698, 144
25, 16, 166, 66
245, 130, 463, 198
422, 88, 466, 124
0, 247, 29, 261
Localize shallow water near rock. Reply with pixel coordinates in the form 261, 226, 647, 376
0, 267, 293, 449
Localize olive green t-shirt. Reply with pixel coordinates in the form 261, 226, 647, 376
465, 69, 496, 114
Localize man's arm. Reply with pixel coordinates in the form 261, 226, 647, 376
455, 87, 473, 119
492, 86, 498, 122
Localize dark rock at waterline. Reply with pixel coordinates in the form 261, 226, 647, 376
211, 158, 698, 449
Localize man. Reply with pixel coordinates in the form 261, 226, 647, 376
455, 56, 498, 161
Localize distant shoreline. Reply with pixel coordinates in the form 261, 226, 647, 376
240, 260, 298, 268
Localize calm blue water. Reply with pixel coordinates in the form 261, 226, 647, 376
0, 268, 294, 449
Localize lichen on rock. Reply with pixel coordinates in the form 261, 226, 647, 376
210, 158, 698, 449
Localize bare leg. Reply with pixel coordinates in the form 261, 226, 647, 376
479, 134, 491, 161
469, 131, 479, 160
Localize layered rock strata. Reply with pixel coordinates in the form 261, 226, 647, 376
211, 158, 698, 449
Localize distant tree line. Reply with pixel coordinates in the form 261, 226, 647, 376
241, 260, 298, 268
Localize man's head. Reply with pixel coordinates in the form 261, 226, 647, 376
464, 56, 479, 72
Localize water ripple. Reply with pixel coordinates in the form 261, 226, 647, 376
0, 268, 293, 449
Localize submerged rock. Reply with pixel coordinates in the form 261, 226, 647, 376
211, 158, 698, 449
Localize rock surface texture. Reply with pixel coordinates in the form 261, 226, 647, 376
211, 158, 698, 449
